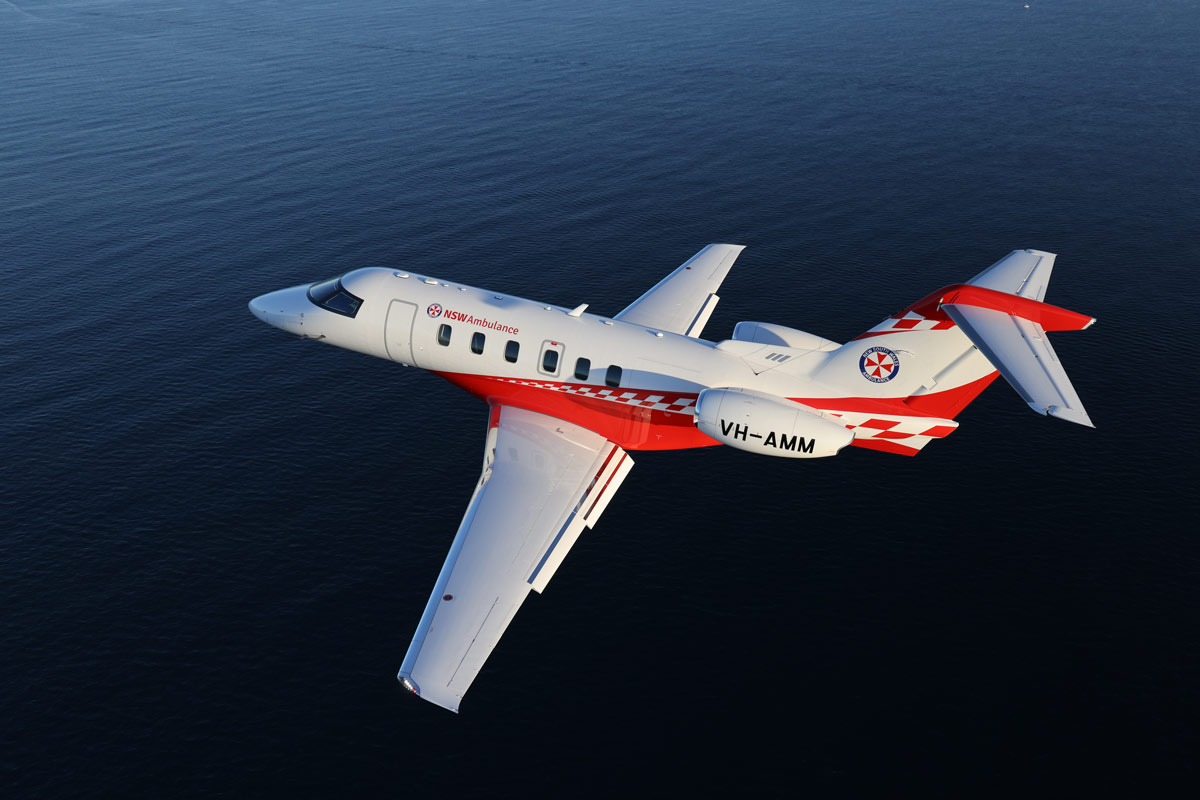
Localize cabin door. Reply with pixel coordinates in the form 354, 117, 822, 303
384, 300, 418, 365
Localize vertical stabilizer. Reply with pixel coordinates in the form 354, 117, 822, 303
966, 248, 1057, 300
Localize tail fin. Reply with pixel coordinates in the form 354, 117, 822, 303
810, 250, 1096, 448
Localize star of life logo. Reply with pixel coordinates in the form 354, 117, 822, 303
859, 346, 899, 383
426, 303, 442, 318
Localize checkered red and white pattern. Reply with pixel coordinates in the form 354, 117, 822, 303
495, 378, 699, 414
877, 311, 956, 333
824, 409, 959, 455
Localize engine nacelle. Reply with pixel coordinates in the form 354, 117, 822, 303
732, 321, 839, 351
695, 387, 853, 458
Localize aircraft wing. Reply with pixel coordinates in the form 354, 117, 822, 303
398, 405, 634, 712
615, 243, 745, 337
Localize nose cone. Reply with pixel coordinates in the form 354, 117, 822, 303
248, 295, 271, 325
248, 285, 310, 335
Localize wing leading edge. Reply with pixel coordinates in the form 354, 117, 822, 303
398, 406, 633, 712
615, 243, 745, 337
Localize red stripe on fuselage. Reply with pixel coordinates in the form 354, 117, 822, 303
902, 372, 1000, 418
791, 372, 1000, 421
435, 371, 718, 451
436, 368, 1001, 451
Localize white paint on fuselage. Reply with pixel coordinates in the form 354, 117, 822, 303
339, 268, 831, 399
251, 267, 982, 403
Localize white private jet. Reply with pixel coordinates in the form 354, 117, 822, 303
249, 244, 1095, 712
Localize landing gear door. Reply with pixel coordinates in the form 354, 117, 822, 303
385, 300, 418, 365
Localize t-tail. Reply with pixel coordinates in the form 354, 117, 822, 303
810, 249, 1095, 455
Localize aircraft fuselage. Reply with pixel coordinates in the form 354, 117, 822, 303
248, 266, 989, 451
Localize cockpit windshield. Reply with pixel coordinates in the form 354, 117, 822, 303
307, 276, 363, 318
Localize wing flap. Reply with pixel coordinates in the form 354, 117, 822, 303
398, 406, 633, 712
615, 243, 745, 337
943, 303, 1094, 427
530, 446, 632, 593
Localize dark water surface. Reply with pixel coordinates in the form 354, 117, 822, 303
2, 0, 1197, 795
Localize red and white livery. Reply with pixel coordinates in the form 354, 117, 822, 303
249, 244, 1095, 712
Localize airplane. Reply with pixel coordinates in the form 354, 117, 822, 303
249, 244, 1095, 713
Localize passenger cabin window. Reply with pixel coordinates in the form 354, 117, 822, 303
505, 340, 519, 363
307, 276, 363, 318
471, 332, 485, 354
574, 358, 590, 381
437, 324, 452, 346
605, 365, 622, 388
542, 349, 559, 373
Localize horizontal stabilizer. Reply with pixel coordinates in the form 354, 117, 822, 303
943, 303, 1094, 427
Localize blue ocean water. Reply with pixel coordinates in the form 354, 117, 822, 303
1, 0, 1197, 795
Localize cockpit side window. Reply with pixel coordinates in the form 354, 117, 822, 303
307, 276, 363, 318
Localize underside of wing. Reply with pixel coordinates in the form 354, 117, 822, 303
615, 243, 745, 337
398, 406, 633, 712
